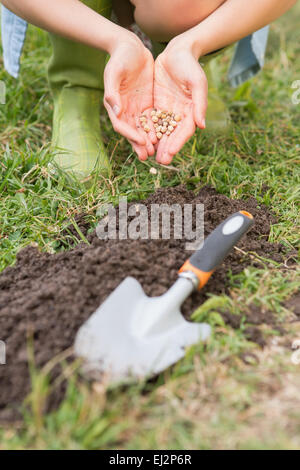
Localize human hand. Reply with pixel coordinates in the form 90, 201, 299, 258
104, 33, 157, 160
154, 38, 208, 164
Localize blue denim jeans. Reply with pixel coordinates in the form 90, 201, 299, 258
0, 5, 269, 87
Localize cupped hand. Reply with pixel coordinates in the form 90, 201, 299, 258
104, 33, 157, 161
154, 40, 208, 164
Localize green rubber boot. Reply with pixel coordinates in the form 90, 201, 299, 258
48, 0, 112, 178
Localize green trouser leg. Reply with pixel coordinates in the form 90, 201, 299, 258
48, 0, 112, 178
152, 42, 231, 131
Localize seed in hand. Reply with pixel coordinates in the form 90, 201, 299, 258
139, 109, 181, 139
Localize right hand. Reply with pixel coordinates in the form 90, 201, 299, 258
153, 39, 207, 165
104, 33, 157, 161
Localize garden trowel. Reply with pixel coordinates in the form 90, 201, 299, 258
75, 211, 254, 382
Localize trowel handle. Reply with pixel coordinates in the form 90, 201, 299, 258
179, 211, 254, 290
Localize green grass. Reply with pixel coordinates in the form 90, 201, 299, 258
0, 6, 300, 450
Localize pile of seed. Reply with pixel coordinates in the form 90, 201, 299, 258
139, 109, 181, 139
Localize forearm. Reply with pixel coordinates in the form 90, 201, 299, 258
179, 0, 297, 58
1, 0, 135, 54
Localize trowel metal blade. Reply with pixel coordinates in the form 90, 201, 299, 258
74, 277, 210, 382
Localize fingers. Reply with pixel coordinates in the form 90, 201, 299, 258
130, 136, 155, 162
133, 108, 157, 161
142, 109, 158, 149
104, 63, 146, 146
169, 116, 196, 155
103, 61, 123, 117
130, 141, 149, 161
134, 141, 155, 160
156, 115, 196, 165
155, 134, 170, 164
104, 93, 122, 119
104, 101, 146, 146
191, 74, 208, 129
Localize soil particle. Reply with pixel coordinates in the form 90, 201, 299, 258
285, 295, 300, 318
0, 185, 296, 421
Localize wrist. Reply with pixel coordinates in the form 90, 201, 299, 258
166, 32, 204, 60
105, 25, 143, 55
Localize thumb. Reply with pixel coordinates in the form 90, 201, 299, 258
104, 61, 123, 116
104, 93, 122, 117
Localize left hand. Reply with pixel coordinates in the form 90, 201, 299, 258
104, 33, 157, 161
154, 37, 208, 164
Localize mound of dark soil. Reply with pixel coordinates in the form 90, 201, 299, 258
0, 185, 294, 421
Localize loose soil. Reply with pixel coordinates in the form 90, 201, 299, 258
0, 185, 296, 421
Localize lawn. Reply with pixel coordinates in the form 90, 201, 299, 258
0, 6, 299, 450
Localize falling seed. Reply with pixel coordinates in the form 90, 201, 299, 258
150, 167, 158, 175
156, 132, 163, 139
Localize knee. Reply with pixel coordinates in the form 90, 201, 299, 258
133, 0, 222, 41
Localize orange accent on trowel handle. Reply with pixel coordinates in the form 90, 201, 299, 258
178, 211, 254, 291
239, 210, 253, 219
178, 261, 213, 290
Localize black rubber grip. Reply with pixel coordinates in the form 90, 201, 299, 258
189, 211, 254, 273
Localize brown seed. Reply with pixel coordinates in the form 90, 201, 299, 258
143, 125, 150, 133
168, 125, 174, 132
161, 126, 167, 133
152, 116, 158, 123
156, 132, 163, 139
150, 110, 156, 116
166, 131, 171, 136
170, 120, 177, 127
174, 114, 181, 122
